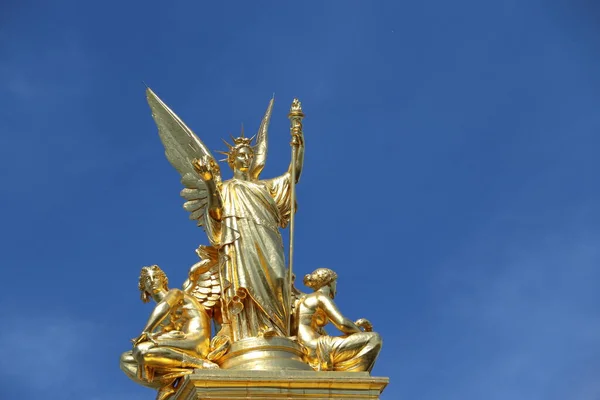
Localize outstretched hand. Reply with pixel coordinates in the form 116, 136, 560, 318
355, 318, 373, 332
192, 156, 220, 182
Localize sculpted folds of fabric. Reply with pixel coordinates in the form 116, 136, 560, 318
119, 90, 383, 400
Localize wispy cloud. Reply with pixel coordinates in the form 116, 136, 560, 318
0, 313, 149, 400
426, 221, 600, 400
0, 314, 95, 389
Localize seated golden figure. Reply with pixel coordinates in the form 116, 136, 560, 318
120, 264, 219, 400
295, 268, 382, 372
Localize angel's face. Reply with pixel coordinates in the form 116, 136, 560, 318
233, 146, 254, 173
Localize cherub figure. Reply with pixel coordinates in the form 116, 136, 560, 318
120, 258, 224, 400
295, 268, 382, 372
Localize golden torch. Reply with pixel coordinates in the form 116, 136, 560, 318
287, 98, 304, 336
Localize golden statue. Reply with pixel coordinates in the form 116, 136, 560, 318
295, 268, 382, 372
146, 90, 304, 341
120, 90, 384, 399
120, 261, 225, 400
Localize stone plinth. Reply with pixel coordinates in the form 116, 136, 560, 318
173, 370, 389, 399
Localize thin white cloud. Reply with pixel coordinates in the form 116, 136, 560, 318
0, 314, 95, 389
428, 224, 600, 400
0, 313, 150, 400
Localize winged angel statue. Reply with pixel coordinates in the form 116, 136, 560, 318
120, 90, 385, 400
146, 88, 304, 343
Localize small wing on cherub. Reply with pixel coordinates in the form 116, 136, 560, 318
182, 245, 221, 313
146, 88, 221, 227
249, 97, 274, 181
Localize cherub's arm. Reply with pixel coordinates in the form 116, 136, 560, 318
318, 294, 361, 335
140, 289, 183, 334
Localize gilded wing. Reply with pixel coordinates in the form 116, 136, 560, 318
182, 245, 221, 313
146, 88, 221, 226
249, 97, 274, 180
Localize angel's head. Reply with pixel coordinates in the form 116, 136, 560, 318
138, 265, 169, 303
304, 268, 338, 299
219, 135, 255, 173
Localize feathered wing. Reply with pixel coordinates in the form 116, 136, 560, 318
146, 88, 221, 226
188, 267, 221, 311
249, 97, 274, 180
182, 245, 222, 313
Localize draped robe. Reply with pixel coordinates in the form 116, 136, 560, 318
205, 172, 292, 341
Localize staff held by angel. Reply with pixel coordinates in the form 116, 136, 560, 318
147, 89, 305, 342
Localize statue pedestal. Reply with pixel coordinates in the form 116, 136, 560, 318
217, 337, 312, 371
173, 370, 389, 399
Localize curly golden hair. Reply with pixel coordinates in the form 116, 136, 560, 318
303, 268, 338, 291
138, 265, 169, 303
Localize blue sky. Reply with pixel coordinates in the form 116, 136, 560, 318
1, 0, 599, 399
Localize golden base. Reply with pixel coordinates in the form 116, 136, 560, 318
174, 369, 389, 399
217, 337, 312, 371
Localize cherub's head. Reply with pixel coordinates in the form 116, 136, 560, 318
138, 265, 169, 303
304, 268, 338, 299
219, 135, 255, 173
